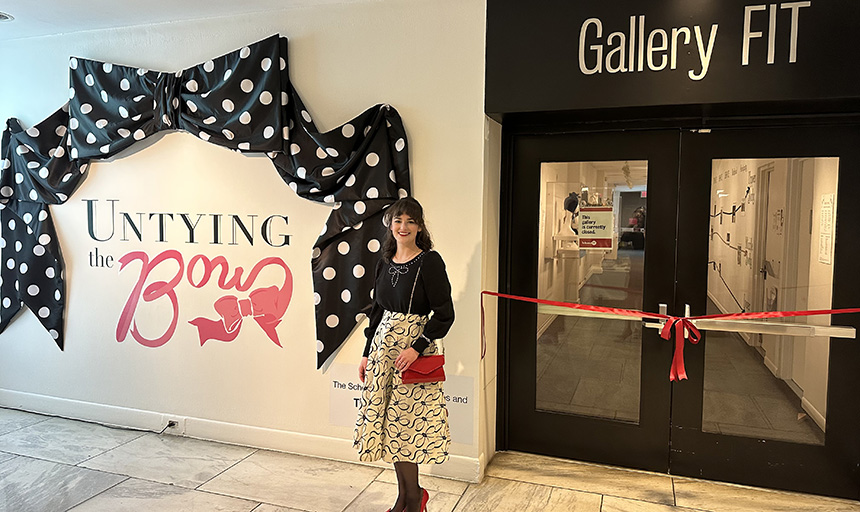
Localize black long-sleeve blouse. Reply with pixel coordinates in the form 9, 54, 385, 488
362, 250, 455, 357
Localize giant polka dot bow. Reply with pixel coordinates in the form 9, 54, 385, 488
0, 106, 89, 348
270, 72, 410, 367
68, 34, 285, 159
1, 35, 411, 370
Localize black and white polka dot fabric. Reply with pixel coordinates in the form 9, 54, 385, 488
0, 35, 410, 369
0, 106, 89, 348
269, 42, 410, 366
68, 34, 285, 159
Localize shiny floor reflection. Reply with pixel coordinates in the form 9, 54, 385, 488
702, 325, 826, 445
537, 249, 643, 422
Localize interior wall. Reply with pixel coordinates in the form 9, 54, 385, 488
537, 163, 569, 334
0, 0, 488, 481
708, 157, 837, 427
796, 157, 838, 425
578, 163, 607, 287
707, 159, 761, 318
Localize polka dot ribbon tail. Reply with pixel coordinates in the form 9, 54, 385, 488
0, 35, 411, 368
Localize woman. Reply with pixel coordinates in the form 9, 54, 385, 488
354, 197, 455, 512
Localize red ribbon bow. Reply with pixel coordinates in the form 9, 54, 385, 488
189, 285, 288, 347
480, 290, 860, 382
658, 317, 702, 381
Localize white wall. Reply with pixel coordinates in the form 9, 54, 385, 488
479, 118, 501, 478
794, 157, 838, 426
708, 157, 837, 428
537, 163, 569, 334
0, 0, 489, 481
707, 158, 760, 317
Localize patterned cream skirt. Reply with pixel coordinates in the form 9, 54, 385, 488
353, 310, 450, 464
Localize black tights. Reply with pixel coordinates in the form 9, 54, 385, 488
391, 461, 423, 512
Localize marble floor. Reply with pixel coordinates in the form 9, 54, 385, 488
2, 408, 859, 511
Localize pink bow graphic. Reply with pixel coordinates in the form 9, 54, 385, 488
189, 285, 291, 347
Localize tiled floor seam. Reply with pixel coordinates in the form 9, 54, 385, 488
61, 475, 131, 512
198, 488, 315, 512
605, 494, 713, 512
193, 444, 261, 490
5, 451, 124, 474
0, 415, 51, 436
73, 429, 149, 466
672, 476, 677, 506
339, 475, 383, 512
248, 504, 316, 512
749, 392, 776, 430
448, 485, 469, 512
483, 474, 643, 507
26, 448, 255, 498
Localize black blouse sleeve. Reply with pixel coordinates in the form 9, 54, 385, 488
410, 251, 455, 354
362, 259, 385, 357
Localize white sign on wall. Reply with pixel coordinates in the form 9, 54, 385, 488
579, 206, 614, 250
329, 363, 474, 445
819, 193, 834, 265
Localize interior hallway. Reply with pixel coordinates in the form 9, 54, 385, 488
1, 408, 859, 512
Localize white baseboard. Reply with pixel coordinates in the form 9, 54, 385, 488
785, 378, 804, 400
763, 355, 779, 377
706, 290, 733, 316
706, 291, 751, 344
536, 313, 555, 338
801, 396, 827, 432
0, 388, 163, 431
0, 388, 482, 482
580, 265, 600, 288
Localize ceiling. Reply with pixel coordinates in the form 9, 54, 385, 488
0, 0, 368, 41
588, 160, 648, 188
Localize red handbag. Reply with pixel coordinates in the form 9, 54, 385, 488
399, 259, 446, 385
402, 354, 445, 384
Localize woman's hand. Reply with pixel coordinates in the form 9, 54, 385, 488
358, 357, 369, 383
395, 347, 420, 372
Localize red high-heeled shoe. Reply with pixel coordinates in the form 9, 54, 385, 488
386, 488, 429, 512
419, 488, 429, 511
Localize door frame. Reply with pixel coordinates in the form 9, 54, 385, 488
672, 124, 860, 499
498, 128, 680, 473
497, 118, 860, 500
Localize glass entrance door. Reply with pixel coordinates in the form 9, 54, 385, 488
501, 125, 860, 499
672, 125, 860, 498
504, 130, 680, 472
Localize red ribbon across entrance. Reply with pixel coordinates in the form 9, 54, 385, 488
480, 291, 860, 381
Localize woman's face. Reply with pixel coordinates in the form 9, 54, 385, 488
390, 213, 421, 246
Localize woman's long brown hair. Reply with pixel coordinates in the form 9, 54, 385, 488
382, 197, 433, 262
